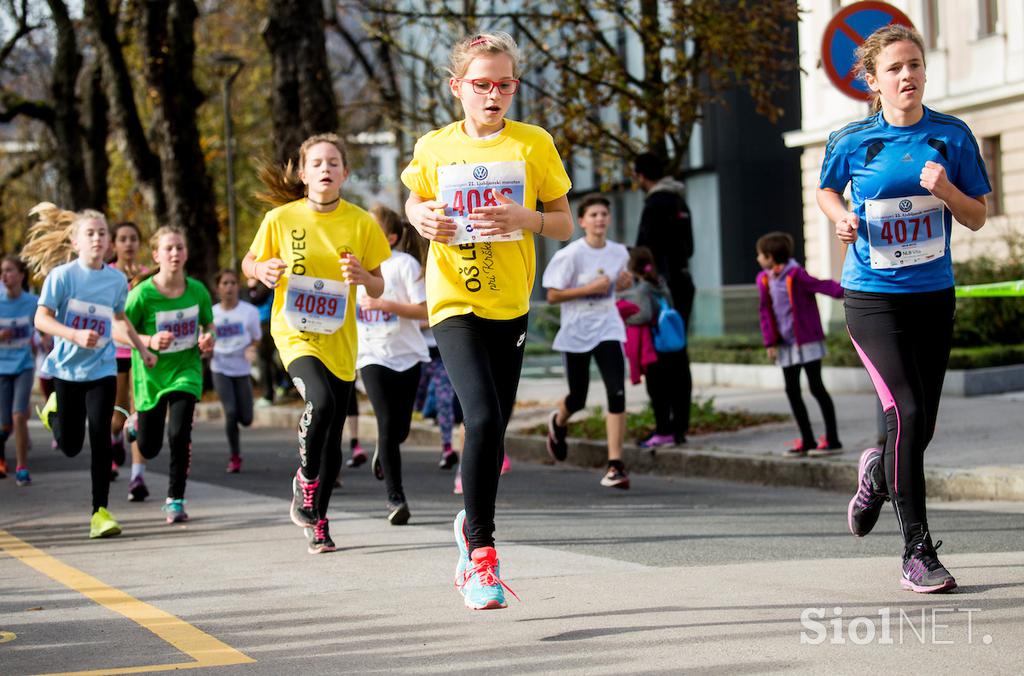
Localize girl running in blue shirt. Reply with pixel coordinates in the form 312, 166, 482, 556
817, 26, 990, 593
23, 204, 156, 539
0, 256, 38, 485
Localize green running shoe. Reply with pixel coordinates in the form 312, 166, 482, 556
36, 392, 57, 432
89, 507, 122, 539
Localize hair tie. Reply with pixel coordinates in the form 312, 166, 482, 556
470, 36, 488, 46
642, 264, 653, 273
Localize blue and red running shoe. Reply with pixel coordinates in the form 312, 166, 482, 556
453, 510, 518, 610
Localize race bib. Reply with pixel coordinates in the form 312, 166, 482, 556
865, 195, 946, 269
284, 275, 347, 334
575, 269, 616, 316
355, 289, 399, 339
214, 318, 248, 354
0, 316, 32, 349
438, 161, 527, 246
155, 305, 200, 353
65, 299, 114, 349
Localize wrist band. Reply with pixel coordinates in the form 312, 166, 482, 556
538, 212, 545, 235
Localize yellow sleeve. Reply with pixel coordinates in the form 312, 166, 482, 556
249, 211, 279, 261
400, 138, 436, 199
536, 135, 572, 204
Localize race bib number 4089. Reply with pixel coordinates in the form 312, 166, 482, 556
865, 195, 946, 269
438, 161, 527, 246
284, 275, 347, 334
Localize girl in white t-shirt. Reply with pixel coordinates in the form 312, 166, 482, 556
542, 194, 631, 488
356, 205, 430, 525
211, 269, 261, 473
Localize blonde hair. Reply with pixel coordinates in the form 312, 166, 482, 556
855, 24, 926, 114
132, 225, 187, 286
21, 203, 109, 277
255, 132, 349, 207
448, 31, 522, 79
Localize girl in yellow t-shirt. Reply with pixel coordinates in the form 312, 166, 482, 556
401, 31, 573, 610
243, 133, 391, 555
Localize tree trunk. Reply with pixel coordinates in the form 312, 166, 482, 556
81, 61, 109, 213
141, 0, 220, 282
46, 0, 91, 209
263, 0, 339, 166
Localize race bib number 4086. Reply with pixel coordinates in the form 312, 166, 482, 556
865, 195, 946, 269
438, 161, 527, 246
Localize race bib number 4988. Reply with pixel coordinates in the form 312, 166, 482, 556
438, 161, 527, 246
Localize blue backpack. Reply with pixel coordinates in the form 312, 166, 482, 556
652, 296, 686, 353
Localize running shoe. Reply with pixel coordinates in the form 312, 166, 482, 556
36, 391, 57, 432
371, 445, 384, 481
500, 454, 511, 475
808, 434, 843, 457
346, 443, 367, 468
255, 397, 273, 409
226, 455, 242, 473
546, 411, 568, 461
848, 447, 888, 537
600, 464, 630, 490
15, 467, 31, 486
128, 475, 149, 502
289, 469, 319, 528
124, 412, 138, 444
89, 507, 122, 539
901, 534, 956, 593
453, 465, 463, 495
438, 444, 458, 469
387, 499, 410, 526
639, 433, 675, 450
0, 458, 7, 478
162, 498, 189, 524
460, 547, 518, 610
453, 509, 470, 587
783, 439, 809, 457
110, 461, 119, 481
306, 518, 337, 554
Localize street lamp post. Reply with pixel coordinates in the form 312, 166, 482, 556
213, 53, 245, 270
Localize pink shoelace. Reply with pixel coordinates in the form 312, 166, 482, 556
298, 473, 320, 510
460, 559, 521, 602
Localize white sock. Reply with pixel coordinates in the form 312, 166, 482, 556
131, 463, 145, 481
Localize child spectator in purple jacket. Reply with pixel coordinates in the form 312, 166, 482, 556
756, 232, 844, 457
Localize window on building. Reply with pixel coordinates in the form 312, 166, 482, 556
922, 0, 941, 49
982, 136, 1003, 216
978, 0, 999, 36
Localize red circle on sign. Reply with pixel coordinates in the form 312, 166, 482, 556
821, 1, 915, 101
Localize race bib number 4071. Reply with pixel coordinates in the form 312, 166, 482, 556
438, 161, 527, 246
865, 195, 946, 269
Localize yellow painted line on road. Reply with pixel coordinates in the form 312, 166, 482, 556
0, 529, 255, 675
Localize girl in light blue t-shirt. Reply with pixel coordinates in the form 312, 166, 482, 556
0, 256, 38, 486
22, 203, 156, 540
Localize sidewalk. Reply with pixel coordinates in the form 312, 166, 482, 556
195, 375, 1024, 502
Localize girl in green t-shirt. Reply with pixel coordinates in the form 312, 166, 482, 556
125, 226, 215, 525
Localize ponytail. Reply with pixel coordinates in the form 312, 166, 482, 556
628, 246, 659, 285
255, 132, 349, 207
21, 203, 107, 277
370, 204, 427, 271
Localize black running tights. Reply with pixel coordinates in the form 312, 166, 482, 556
563, 341, 626, 415
361, 363, 421, 503
212, 373, 254, 457
53, 377, 116, 512
433, 313, 527, 554
845, 288, 955, 544
137, 391, 196, 500
782, 359, 839, 448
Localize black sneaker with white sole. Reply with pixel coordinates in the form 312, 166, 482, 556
546, 411, 568, 461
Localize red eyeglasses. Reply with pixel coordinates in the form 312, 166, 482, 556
454, 78, 520, 95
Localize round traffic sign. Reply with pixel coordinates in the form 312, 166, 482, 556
821, 1, 915, 101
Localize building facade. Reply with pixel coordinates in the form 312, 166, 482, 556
784, 0, 1024, 327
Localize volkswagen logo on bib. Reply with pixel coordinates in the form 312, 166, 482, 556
176, 311, 183, 319
899, 199, 913, 212
88, 305, 96, 314
314, 280, 324, 291
473, 165, 488, 181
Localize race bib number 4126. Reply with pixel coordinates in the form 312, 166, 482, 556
438, 161, 527, 246
65, 299, 114, 349
865, 195, 946, 269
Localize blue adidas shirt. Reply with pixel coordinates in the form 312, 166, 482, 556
819, 107, 991, 293
38, 260, 128, 381
0, 290, 39, 375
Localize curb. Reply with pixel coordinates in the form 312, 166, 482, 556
195, 403, 1024, 502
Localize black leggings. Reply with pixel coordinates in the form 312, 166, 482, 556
845, 288, 955, 544
212, 373, 254, 457
563, 341, 626, 415
137, 391, 196, 500
782, 359, 839, 448
287, 356, 352, 518
644, 347, 692, 439
433, 313, 528, 553
53, 377, 117, 512
361, 363, 421, 502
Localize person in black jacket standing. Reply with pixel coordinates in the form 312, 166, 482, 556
633, 152, 694, 446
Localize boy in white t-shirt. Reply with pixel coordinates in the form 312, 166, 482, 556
542, 194, 632, 488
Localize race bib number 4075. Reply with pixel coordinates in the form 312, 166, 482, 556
865, 195, 946, 269
438, 161, 527, 246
